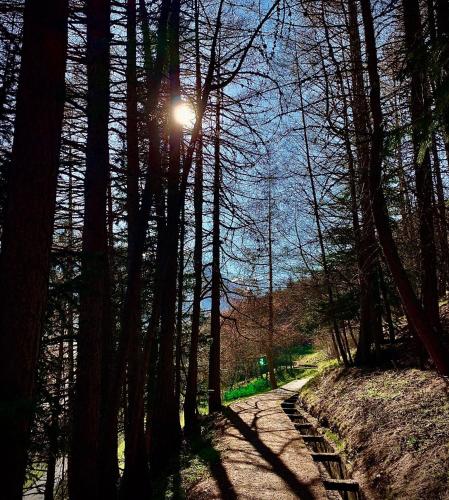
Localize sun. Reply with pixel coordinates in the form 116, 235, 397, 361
173, 101, 196, 128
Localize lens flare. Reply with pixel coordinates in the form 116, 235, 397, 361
173, 102, 196, 128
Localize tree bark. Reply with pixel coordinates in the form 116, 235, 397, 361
184, 0, 204, 437
175, 203, 186, 417
150, 0, 183, 469
402, 0, 441, 333
70, 0, 111, 497
208, 83, 223, 413
267, 176, 277, 389
119, 0, 151, 495
359, 0, 449, 375
431, 134, 449, 296
347, 0, 383, 365
99, 2, 171, 492
0, 1, 68, 497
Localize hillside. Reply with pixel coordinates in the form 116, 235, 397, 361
301, 366, 449, 499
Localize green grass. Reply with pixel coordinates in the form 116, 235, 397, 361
223, 367, 311, 403
223, 377, 271, 402
324, 429, 347, 454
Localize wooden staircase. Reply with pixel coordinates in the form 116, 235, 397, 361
281, 394, 361, 500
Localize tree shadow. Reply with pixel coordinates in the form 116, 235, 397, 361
209, 456, 238, 500
222, 405, 318, 500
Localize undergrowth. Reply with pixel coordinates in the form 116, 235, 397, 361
223, 367, 310, 402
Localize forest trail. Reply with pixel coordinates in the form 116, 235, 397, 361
190, 380, 328, 499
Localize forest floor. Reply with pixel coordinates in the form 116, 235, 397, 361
188, 379, 328, 500
301, 365, 449, 499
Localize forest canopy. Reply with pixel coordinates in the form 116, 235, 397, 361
1, 0, 449, 498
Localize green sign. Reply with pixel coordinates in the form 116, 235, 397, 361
258, 356, 267, 367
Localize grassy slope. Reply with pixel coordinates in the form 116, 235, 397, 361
222, 345, 318, 403
300, 364, 449, 500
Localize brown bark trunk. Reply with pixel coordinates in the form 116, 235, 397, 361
150, 0, 183, 470
119, 0, 151, 495
347, 0, 382, 366
379, 266, 396, 343
184, 0, 204, 437
70, 0, 110, 497
359, 0, 449, 375
208, 84, 223, 413
431, 134, 449, 296
44, 337, 65, 500
267, 178, 277, 389
0, 1, 68, 497
433, 0, 449, 148
402, 0, 441, 333
175, 204, 186, 416
99, 2, 170, 492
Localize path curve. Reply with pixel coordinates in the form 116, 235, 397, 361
190, 379, 328, 499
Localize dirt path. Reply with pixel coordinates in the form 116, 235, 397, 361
190, 380, 328, 499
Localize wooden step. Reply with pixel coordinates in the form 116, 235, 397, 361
323, 479, 359, 492
294, 423, 314, 430
310, 452, 341, 463
301, 435, 325, 442
288, 414, 306, 420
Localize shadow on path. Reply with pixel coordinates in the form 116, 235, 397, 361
209, 454, 239, 500
222, 405, 317, 500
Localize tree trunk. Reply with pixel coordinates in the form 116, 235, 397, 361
359, 0, 449, 375
208, 84, 223, 413
0, 1, 68, 497
44, 337, 65, 500
347, 0, 383, 366
98, 2, 171, 492
402, 0, 441, 333
184, 0, 204, 437
431, 134, 449, 296
175, 204, 186, 416
267, 177, 277, 389
379, 266, 396, 343
434, 0, 449, 136
70, 0, 110, 497
150, 0, 183, 470
119, 0, 151, 495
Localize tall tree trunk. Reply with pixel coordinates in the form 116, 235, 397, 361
175, 204, 186, 416
70, 0, 110, 497
431, 134, 449, 296
402, 0, 441, 333
267, 177, 277, 389
99, 1, 170, 492
184, 0, 204, 437
347, 0, 383, 365
359, 0, 449, 375
150, 0, 183, 470
119, 0, 150, 494
434, 0, 449, 137
208, 84, 223, 413
98, 173, 119, 497
44, 336, 65, 500
0, 1, 68, 497
379, 266, 396, 343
